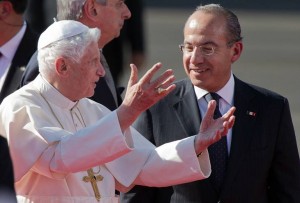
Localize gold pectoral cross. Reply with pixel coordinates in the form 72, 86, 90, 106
83, 168, 103, 202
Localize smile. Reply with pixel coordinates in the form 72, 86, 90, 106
192, 68, 209, 73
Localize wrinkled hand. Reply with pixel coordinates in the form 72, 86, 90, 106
194, 100, 236, 155
117, 63, 176, 132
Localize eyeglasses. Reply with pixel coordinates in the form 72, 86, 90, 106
179, 44, 215, 56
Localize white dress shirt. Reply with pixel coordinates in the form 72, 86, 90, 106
0, 22, 26, 91
194, 73, 235, 154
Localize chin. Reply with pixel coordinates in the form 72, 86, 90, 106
114, 29, 121, 37
88, 90, 95, 98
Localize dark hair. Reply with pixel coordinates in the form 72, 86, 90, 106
3, 0, 28, 14
196, 4, 243, 43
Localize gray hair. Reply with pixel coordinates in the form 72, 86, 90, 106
195, 4, 243, 43
56, 0, 107, 21
38, 28, 100, 76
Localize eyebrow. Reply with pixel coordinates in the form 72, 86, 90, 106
184, 41, 218, 46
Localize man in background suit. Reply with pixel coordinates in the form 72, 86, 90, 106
21, 0, 131, 110
0, 0, 38, 103
121, 4, 300, 203
103, 0, 146, 86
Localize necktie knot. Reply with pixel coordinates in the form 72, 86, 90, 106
204, 92, 222, 119
205, 92, 220, 103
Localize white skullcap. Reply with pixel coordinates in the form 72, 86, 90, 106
38, 20, 90, 50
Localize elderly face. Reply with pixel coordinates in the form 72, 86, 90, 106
182, 11, 241, 92
93, 0, 131, 46
67, 41, 104, 100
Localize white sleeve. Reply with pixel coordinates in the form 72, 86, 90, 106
0, 98, 132, 182
106, 127, 211, 188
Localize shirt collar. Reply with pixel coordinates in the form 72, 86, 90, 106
0, 22, 27, 61
33, 74, 78, 110
194, 73, 235, 105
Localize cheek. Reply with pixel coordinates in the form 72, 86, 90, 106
183, 55, 191, 75
105, 14, 119, 28
77, 68, 88, 79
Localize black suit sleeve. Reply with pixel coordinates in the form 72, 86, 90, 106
268, 98, 300, 202
120, 185, 173, 203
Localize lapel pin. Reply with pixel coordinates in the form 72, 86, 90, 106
247, 111, 256, 117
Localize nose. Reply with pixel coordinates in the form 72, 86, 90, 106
97, 62, 106, 77
190, 47, 205, 65
123, 4, 131, 19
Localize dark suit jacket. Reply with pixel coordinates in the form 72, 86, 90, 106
121, 76, 300, 203
20, 50, 123, 110
0, 136, 17, 203
0, 26, 39, 103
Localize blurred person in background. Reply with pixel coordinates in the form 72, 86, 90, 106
0, 0, 38, 103
121, 3, 300, 203
103, 0, 146, 86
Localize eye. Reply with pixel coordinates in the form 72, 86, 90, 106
116, 0, 125, 8
93, 59, 99, 66
201, 45, 214, 55
185, 45, 194, 52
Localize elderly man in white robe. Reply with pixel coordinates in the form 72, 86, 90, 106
0, 20, 236, 203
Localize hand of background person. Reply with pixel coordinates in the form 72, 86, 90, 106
194, 101, 236, 155
117, 62, 176, 132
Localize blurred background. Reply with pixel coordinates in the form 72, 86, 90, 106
118, 0, 300, 150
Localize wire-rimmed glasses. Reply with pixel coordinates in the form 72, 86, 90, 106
179, 43, 215, 56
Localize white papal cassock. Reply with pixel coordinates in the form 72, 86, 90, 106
0, 75, 211, 203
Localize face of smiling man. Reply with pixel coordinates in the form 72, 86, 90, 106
182, 11, 242, 92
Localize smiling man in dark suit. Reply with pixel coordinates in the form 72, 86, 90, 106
0, 0, 38, 103
121, 4, 300, 203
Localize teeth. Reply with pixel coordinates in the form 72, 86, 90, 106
193, 69, 206, 73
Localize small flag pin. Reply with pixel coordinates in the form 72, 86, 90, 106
247, 111, 256, 116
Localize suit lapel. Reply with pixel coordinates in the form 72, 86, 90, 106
0, 26, 38, 102
172, 79, 201, 136
222, 77, 260, 193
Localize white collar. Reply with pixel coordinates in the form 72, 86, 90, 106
194, 73, 235, 105
33, 75, 78, 110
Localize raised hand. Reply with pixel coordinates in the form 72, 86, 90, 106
194, 100, 236, 155
117, 62, 176, 132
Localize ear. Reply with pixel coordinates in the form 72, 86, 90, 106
0, 1, 13, 19
55, 57, 69, 77
231, 41, 243, 63
82, 0, 98, 21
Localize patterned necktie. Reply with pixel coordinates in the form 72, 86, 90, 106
204, 92, 228, 193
